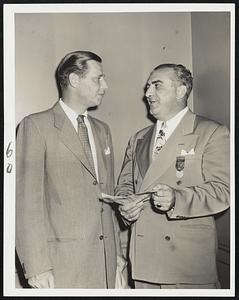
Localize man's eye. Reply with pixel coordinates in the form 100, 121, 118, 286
155, 83, 161, 89
98, 75, 105, 82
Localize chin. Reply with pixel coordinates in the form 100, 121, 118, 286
92, 99, 102, 107
150, 108, 160, 118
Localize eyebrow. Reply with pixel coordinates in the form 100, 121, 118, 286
151, 79, 163, 84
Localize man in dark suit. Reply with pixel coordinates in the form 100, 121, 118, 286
115, 64, 230, 288
16, 51, 120, 288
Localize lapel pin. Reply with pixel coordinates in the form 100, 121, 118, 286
176, 156, 185, 178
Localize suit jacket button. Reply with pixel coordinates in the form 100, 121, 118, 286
93, 180, 97, 185
99, 235, 104, 240
165, 235, 170, 241
176, 180, 182, 185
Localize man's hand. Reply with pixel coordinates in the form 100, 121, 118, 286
118, 194, 150, 222
151, 184, 175, 212
28, 270, 54, 288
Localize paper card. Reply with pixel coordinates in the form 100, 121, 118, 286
100, 192, 151, 205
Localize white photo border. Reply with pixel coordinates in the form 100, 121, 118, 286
4, 3, 235, 297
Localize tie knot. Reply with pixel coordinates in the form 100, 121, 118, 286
158, 121, 167, 136
77, 115, 85, 124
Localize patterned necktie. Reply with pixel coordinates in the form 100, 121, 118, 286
153, 121, 167, 160
77, 115, 96, 178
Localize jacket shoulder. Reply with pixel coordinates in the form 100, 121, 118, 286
195, 114, 228, 131
20, 106, 54, 124
193, 114, 229, 143
17, 106, 56, 138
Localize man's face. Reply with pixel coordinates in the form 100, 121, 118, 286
76, 60, 108, 109
145, 68, 182, 121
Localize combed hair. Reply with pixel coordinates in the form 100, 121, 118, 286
56, 51, 102, 92
154, 63, 193, 100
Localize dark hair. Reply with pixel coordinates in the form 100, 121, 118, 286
56, 51, 102, 93
153, 63, 193, 100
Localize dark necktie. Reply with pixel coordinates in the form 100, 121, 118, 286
153, 121, 167, 160
77, 115, 96, 178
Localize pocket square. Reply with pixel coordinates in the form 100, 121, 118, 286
181, 148, 195, 156
104, 146, 111, 155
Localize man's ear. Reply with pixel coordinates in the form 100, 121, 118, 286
69, 73, 79, 88
176, 85, 187, 100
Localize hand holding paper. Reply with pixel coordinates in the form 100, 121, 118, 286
151, 183, 175, 212
118, 193, 150, 222
101, 192, 151, 204
100, 192, 151, 222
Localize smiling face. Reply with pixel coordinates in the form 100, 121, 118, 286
145, 67, 186, 121
75, 60, 108, 109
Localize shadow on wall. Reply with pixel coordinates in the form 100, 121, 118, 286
193, 67, 230, 127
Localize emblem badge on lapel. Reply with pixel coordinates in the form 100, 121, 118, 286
175, 156, 185, 178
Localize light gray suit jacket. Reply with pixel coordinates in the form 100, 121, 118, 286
115, 110, 230, 284
16, 102, 118, 288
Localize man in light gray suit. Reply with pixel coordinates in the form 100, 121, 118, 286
16, 51, 120, 288
115, 64, 230, 288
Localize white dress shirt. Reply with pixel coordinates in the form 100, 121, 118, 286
153, 107, 188, 156
59, 99, 99, 181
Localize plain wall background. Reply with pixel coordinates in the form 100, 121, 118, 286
15, 12, 193, 177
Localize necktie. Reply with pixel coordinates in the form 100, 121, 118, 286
153, 122, 167, 160
77, 115, 96, 178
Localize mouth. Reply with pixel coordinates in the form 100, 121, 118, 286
147, 98, 157, 104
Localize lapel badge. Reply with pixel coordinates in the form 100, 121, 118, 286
176, 156, 185, 178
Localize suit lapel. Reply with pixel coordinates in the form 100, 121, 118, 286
136, 125, 155, 178
139, 110, 199, 192
52, 102, 97, 179
88, 116, 107, 184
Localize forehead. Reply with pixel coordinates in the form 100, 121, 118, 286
147, 67, 176, 83
85, 60, 103, 75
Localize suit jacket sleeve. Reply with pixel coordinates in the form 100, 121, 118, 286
170, 124, 230, 219
115, 135, 136, 197
114, 135, 137, 228
16, 117, 52, 278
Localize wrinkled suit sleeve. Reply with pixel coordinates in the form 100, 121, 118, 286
16, 117, 52, 278
115, 135, 137, 228
115, 135, 136, 197
169, 125, 230, 219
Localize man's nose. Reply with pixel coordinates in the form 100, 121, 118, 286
145, 85, 154, 98
101, 78, 108, 89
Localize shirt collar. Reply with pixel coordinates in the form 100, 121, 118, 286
156, 107, 188, 132
59, 98, 88, 120
166, 106, 188, 128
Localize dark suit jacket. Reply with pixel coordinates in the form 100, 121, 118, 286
115, 110, 230, 284
16, 102, 118, 288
